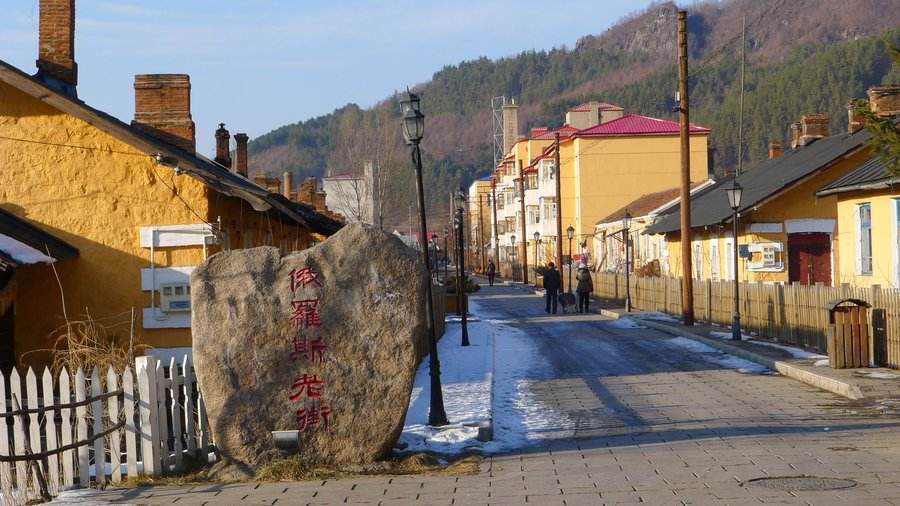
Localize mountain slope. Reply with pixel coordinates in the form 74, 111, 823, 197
248, 0, 900, 227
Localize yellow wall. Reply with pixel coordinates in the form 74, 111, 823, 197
562, 133, 708, 251
660, 149, 873, 285
835, 189, 899, 288
0, 81, 314, 368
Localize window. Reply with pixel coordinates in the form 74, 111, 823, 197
724, 236, 734, 281
693, 241, 703, 280
746, 242, 785, 272
542, 200, 557, 221
710, 237, 720, 281
895, 199, 900, 286
527, 206, 540, 225
858, 203, 873, 275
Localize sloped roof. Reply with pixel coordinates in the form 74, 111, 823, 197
0, 58, 342, 236
0, 208, 78, 265
816, 156, 899, 196
575, 114, 710, 137
531, 125, 578, 141
568, 101, 624, 112
597, 180, 713, 226
645, 127, 873, 235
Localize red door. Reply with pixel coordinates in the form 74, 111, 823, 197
788, 233, 832, 285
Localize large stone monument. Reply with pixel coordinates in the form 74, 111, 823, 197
191, 223, 427, 478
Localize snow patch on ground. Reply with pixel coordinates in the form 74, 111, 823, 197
632, 311, 679, 323
607, 317, 646, 329
709, 331, 826, 360
856, 370, 900, 380
814, 359, 830, 367
50, 489, 135, 505
666, 337, 770, 374
709, 331, 751, 341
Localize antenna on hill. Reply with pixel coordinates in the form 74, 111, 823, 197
737, 16, 746, 176
491, 96, 507, 168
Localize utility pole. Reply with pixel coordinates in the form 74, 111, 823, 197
478, 193, 486, 272
517, 160, 528, 284
554, 132, 564, 277
491, 178, 500, 270
678, 10, 695, 326
737, 16, 746, 177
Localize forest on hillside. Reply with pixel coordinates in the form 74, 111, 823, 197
247, 1, 900, 229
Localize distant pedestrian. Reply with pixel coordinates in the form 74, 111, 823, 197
486, 260, 496, 287
576, 264, 593, 313
543, 262, 561, 314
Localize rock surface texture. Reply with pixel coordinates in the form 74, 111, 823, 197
191, 223, 426, 478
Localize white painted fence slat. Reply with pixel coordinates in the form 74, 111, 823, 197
169, 357, 183, 469
123, 368, 138, 478
136, 357, 159, 477
182, 355, 197, 455
0, 372, 10, 495
10, 369, 26, 492
75, 369, 89, 486
26, 368, 41, 492
91, 368, 106, 486
156, 361, 170, 473
107, 366, 121, 484
198, 389, 210, 461
42, 368, 59, 495
59, 368, 73, 487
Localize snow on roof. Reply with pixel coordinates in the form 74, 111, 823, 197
0, 233, 55, 264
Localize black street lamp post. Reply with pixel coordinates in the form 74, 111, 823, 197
623, 211, 632, 313
726, 180, 744, 341
442, 227, 449, 283
400, 90, 448, 426
533, 231, 540, 282
566, 225, 575, 292
430, 233, 439, 283
455, 190, 471, 347
510, 235, 517, 282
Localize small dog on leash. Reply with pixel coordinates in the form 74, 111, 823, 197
557, 291, 576, 314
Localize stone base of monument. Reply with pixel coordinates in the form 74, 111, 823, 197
191, 223, 428, 479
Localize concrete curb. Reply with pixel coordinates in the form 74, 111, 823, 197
599, 309, 865, 401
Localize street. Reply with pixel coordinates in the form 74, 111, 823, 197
65, 283, 900, 505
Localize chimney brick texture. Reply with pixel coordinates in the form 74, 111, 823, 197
847, 102, 865, 134
800, 114, 830, 146
214, 123, 232, 168
282, 172, 293, 199
132, 74, 196, 153
790, 122, 802, 149
867, 85, 900, 117
234, 133, 249, 176
36, 0, 78, 87
768, 141, 782, 159
502, 102, 519, 156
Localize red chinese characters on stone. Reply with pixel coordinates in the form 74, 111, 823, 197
296, 405, 332, 432
290, 267, 323, 292
289, 373, 325, 401
290, 298, 322, 329
290, 335, 326, 363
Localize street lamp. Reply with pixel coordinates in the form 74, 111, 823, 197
510, 235, 517, 282
726, 180, 744, 341
455, 188, 471, 347
442, 227, 449, 283
400, 89, 448, 426
566, 225, 575, 292
533, 231, 540, 282
623, 210, 632, 313
431, 233, 439, 283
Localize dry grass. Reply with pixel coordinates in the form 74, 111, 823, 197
256, 452, 482, 482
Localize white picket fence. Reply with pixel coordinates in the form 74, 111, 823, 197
0, 354, 213, 503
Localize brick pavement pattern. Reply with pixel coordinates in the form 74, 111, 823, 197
79, 284, 900, 505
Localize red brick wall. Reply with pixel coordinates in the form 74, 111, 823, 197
36, 0, 77, 86
132, 74, 196, 152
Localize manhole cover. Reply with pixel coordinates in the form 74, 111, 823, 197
745, 476, 857, 491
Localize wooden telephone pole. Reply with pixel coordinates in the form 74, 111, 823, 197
478, 193, 486, 272
518, 160, 528, 284
554, 132, 563, 270
677, 10, 695, 326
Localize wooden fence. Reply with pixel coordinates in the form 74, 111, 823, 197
0, 354, 212, 503
594, 273, 900, 366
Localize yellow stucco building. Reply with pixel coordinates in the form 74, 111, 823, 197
0, 9, 339, 368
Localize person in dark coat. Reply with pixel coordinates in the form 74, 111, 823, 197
486, 260, 496, 287
543, 262, 561, 314
575, 264, 594, 313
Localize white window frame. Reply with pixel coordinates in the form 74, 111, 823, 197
693, 238, 703, 280
857, 202, 873, 275
709, 233, 720, 281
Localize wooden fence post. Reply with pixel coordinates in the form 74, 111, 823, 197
135, 356, 160, 477
74, 369, 89, 486
182, 355, 197, 457
107, 366, 121, 484
58, 368, 73, 487
122, 368, 138, 478
41, 368, 59, 495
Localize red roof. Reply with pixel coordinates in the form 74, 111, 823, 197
531, 124, 578, 141
568, 101, 624, 112
530, 126, 550, 137
575, 114, 710, 137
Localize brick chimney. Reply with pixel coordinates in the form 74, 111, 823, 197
800, 114, 830, 146
214, 123, 232, 168
768, 141, 782, 159
789, 122, 802, 149
282, 172, 293, 199
36, 0, 78, 95
502, 99, 519, 156
847, 102, 865, 134
867, 85, 900, 117
234, 133, 249, 176
132, 74, 195, 153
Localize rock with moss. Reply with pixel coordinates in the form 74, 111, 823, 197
191, 223, 426, 478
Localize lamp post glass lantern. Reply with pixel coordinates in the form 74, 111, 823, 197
623, 210, 632, 312
727, 180, 743, 341
399, 89, 448, 426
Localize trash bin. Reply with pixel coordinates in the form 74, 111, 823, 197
826, 298, 872, 369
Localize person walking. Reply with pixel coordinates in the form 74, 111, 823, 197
576, 264, 594, 313
543, 262, 561, 314
486, 260, 496, 287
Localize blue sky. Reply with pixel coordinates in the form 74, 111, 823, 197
1, 1, 656, 155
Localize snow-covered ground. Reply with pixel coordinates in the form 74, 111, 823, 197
665, 336, 770, 374
709, 331, 827, 360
